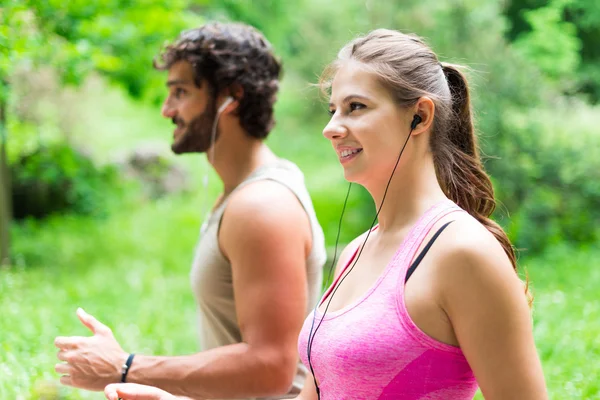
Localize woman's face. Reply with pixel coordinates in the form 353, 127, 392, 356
323, 61, 414, 186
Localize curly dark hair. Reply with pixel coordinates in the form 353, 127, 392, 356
154, 22, 282, 139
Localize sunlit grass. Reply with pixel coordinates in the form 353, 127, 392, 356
1, 194, 201, 399
3, 200, 599, 398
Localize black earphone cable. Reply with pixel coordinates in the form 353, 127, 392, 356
306, 182, 352, 397
306, 118, 419, 399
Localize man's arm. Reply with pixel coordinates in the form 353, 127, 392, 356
55, 180, 313, 397
127, 180, 312, 398
293, 372, 318, 400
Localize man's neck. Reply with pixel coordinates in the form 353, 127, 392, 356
210, 137, 276, 196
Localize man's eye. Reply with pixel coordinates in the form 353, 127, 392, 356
349, 102, 365, 112
174, 88, 185, 98
328, 109, 336, 116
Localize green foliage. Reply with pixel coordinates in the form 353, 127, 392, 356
8, 0, 595, 253
501, 102, 600, 253
21, 0, 203, 100
512, 0, 582, 88
2, 0, 205, 115
506, 0, 600, 102
10, 143, 119, 219
0, 0, 204, 265
0, 2, 36, 100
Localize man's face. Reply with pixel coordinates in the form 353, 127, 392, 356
161, 61, 216, 154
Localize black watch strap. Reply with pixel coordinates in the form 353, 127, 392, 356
120, 353, 135, 383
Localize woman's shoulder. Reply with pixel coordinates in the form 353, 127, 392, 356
431, 211, 522, 297
439, 211, 506, 257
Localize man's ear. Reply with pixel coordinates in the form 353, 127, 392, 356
224, 83, 244, 111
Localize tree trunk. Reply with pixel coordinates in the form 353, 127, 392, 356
0, 95, 11, 267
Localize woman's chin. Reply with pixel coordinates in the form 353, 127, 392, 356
342, 167, 364, 185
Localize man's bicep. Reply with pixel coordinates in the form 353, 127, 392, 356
221, 186, 312, 350
231, 231, 308, 347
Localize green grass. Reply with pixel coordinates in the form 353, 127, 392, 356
1, 194, 202, 399
472, 244, 600, 400
2, 76, 598, 399
526, 245, 600, 399
2, 201, 599, 399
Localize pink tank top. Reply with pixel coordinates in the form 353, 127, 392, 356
298, 200, 479, 399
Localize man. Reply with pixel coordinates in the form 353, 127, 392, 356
55, 22, 326, 400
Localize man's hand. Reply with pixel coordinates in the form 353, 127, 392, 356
105, 383, 177, 400
54, 308, 128, 391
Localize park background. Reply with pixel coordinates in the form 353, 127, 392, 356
1, 0, 599, 398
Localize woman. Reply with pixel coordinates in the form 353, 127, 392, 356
105, 29, 547, 400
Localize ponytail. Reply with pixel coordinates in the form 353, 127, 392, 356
437, 63, 531, 303
439, 63, 520, 275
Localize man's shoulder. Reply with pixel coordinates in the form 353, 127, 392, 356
219, 178, 312, 262
222, 179, 310, 236
231, 178, 303, 211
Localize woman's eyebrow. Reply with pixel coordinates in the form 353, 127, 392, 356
329, 94, 370, 108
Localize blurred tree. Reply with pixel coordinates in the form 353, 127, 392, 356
506, 0, 600, 102
0, 1, 33, 266
1, 0, 597, 258
24, 0, 203, 101
0, 95, 9, 266
511, 0, 581, 92
0, 0, 202, 264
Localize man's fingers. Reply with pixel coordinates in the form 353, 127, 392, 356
104, 384, 120, 400
54, 363, 72, 375
59, 375, 73, 387
77, 307, 111, 335
54, 336, 82, 350
57, 350, 76, 363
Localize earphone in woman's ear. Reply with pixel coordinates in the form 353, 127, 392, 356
411, 114, 422, 130
307, 108, 425, 400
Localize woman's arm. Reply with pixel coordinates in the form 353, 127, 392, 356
440, 222, 547, 399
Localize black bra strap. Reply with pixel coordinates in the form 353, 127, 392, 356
405, 220, 455, 283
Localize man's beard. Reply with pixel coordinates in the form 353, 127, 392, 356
171, 99, 218, 155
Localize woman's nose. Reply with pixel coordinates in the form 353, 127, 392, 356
323, 117, 348, 140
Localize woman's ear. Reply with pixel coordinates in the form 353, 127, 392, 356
410, 97, 435, 136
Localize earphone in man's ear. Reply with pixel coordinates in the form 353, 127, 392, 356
410, 114, 422, 130
217, 96, 234, 115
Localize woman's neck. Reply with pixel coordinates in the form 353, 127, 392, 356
366, 158, 447, 234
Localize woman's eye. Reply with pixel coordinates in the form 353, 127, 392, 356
349, 102, 365, 112
327, 102, 364, 116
